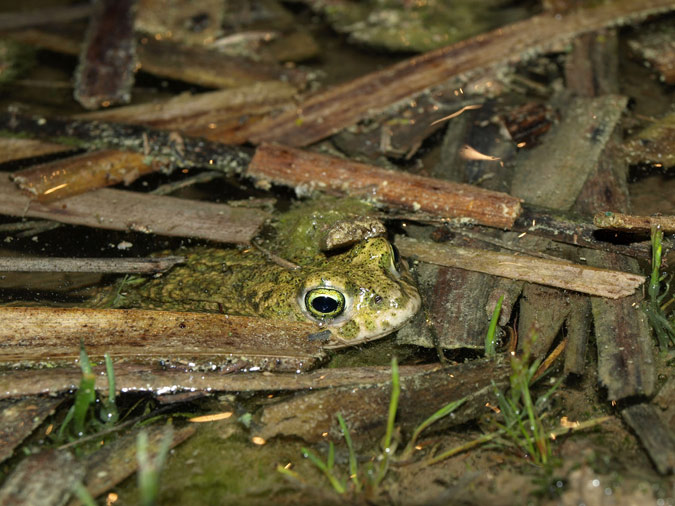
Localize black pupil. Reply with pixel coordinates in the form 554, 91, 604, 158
311, 295, 338, 314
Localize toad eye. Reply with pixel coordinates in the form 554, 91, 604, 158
305, 288, 346, 319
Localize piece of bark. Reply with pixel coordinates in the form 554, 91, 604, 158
0, 110, 252, 176
73, 424, 195, 503
74, 0, 137, 110
487, 277, 524, 327
585, 250, 655, 400
11, 150, 154, 202
573, 97, 656, 401
247, 143, 522, 229
397, 100, 522, 350
258, 358, 512, 445
0, 449, 84, 506
0, 307, 328, 372
0, 363, 440, 399
517, 284, 589, 358
564, 29, 619, 96
395, 236, 645, 299
0, 137, 71, 165
135, 0, 225, 47
511, 205, 654, 260
0, 4, 93, 31
594, 212, 675, 233
502, 102, 557, 148
623, 111, 675, 167
243, 0, 674, 147
0, 256, 184, 274
518, 284, 568, 355
627, 19, 675, 84
397, 263, 509, 350
511, 95, 628, 211
0, 397, 63, 464
562, 296, 592, 376
574, 142, 631, 216
622, 403, 675, 475
10, 26, 308, 90
0, 177, 268, 244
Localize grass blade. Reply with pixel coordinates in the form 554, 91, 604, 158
337, 413, 361, 492
485, 295, 504, 358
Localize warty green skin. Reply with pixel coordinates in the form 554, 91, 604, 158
113, 237, 421, 347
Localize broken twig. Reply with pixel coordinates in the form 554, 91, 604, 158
247, 143, 522, 228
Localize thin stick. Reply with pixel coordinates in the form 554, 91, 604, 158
0, 256, 184, 274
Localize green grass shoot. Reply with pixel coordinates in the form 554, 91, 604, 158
137, 427, 174, 506
101, 353, 119, 426
337, 413, 361, 492
485, 295, 504, 358
642, 226, 675, 348
401, 396, 467, 460
57, 344, 119, 442
58, 340, 97, 440
372, 356, 400, 487
291, 356, 467, 496
301, 444, 346, 494
72, 482, 97, 506
423, 335, 570, 468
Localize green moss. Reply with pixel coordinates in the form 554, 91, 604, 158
274, 197, 376, 262
338, 320, 359, 339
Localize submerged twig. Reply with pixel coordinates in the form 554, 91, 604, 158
0, 109, 252, 175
